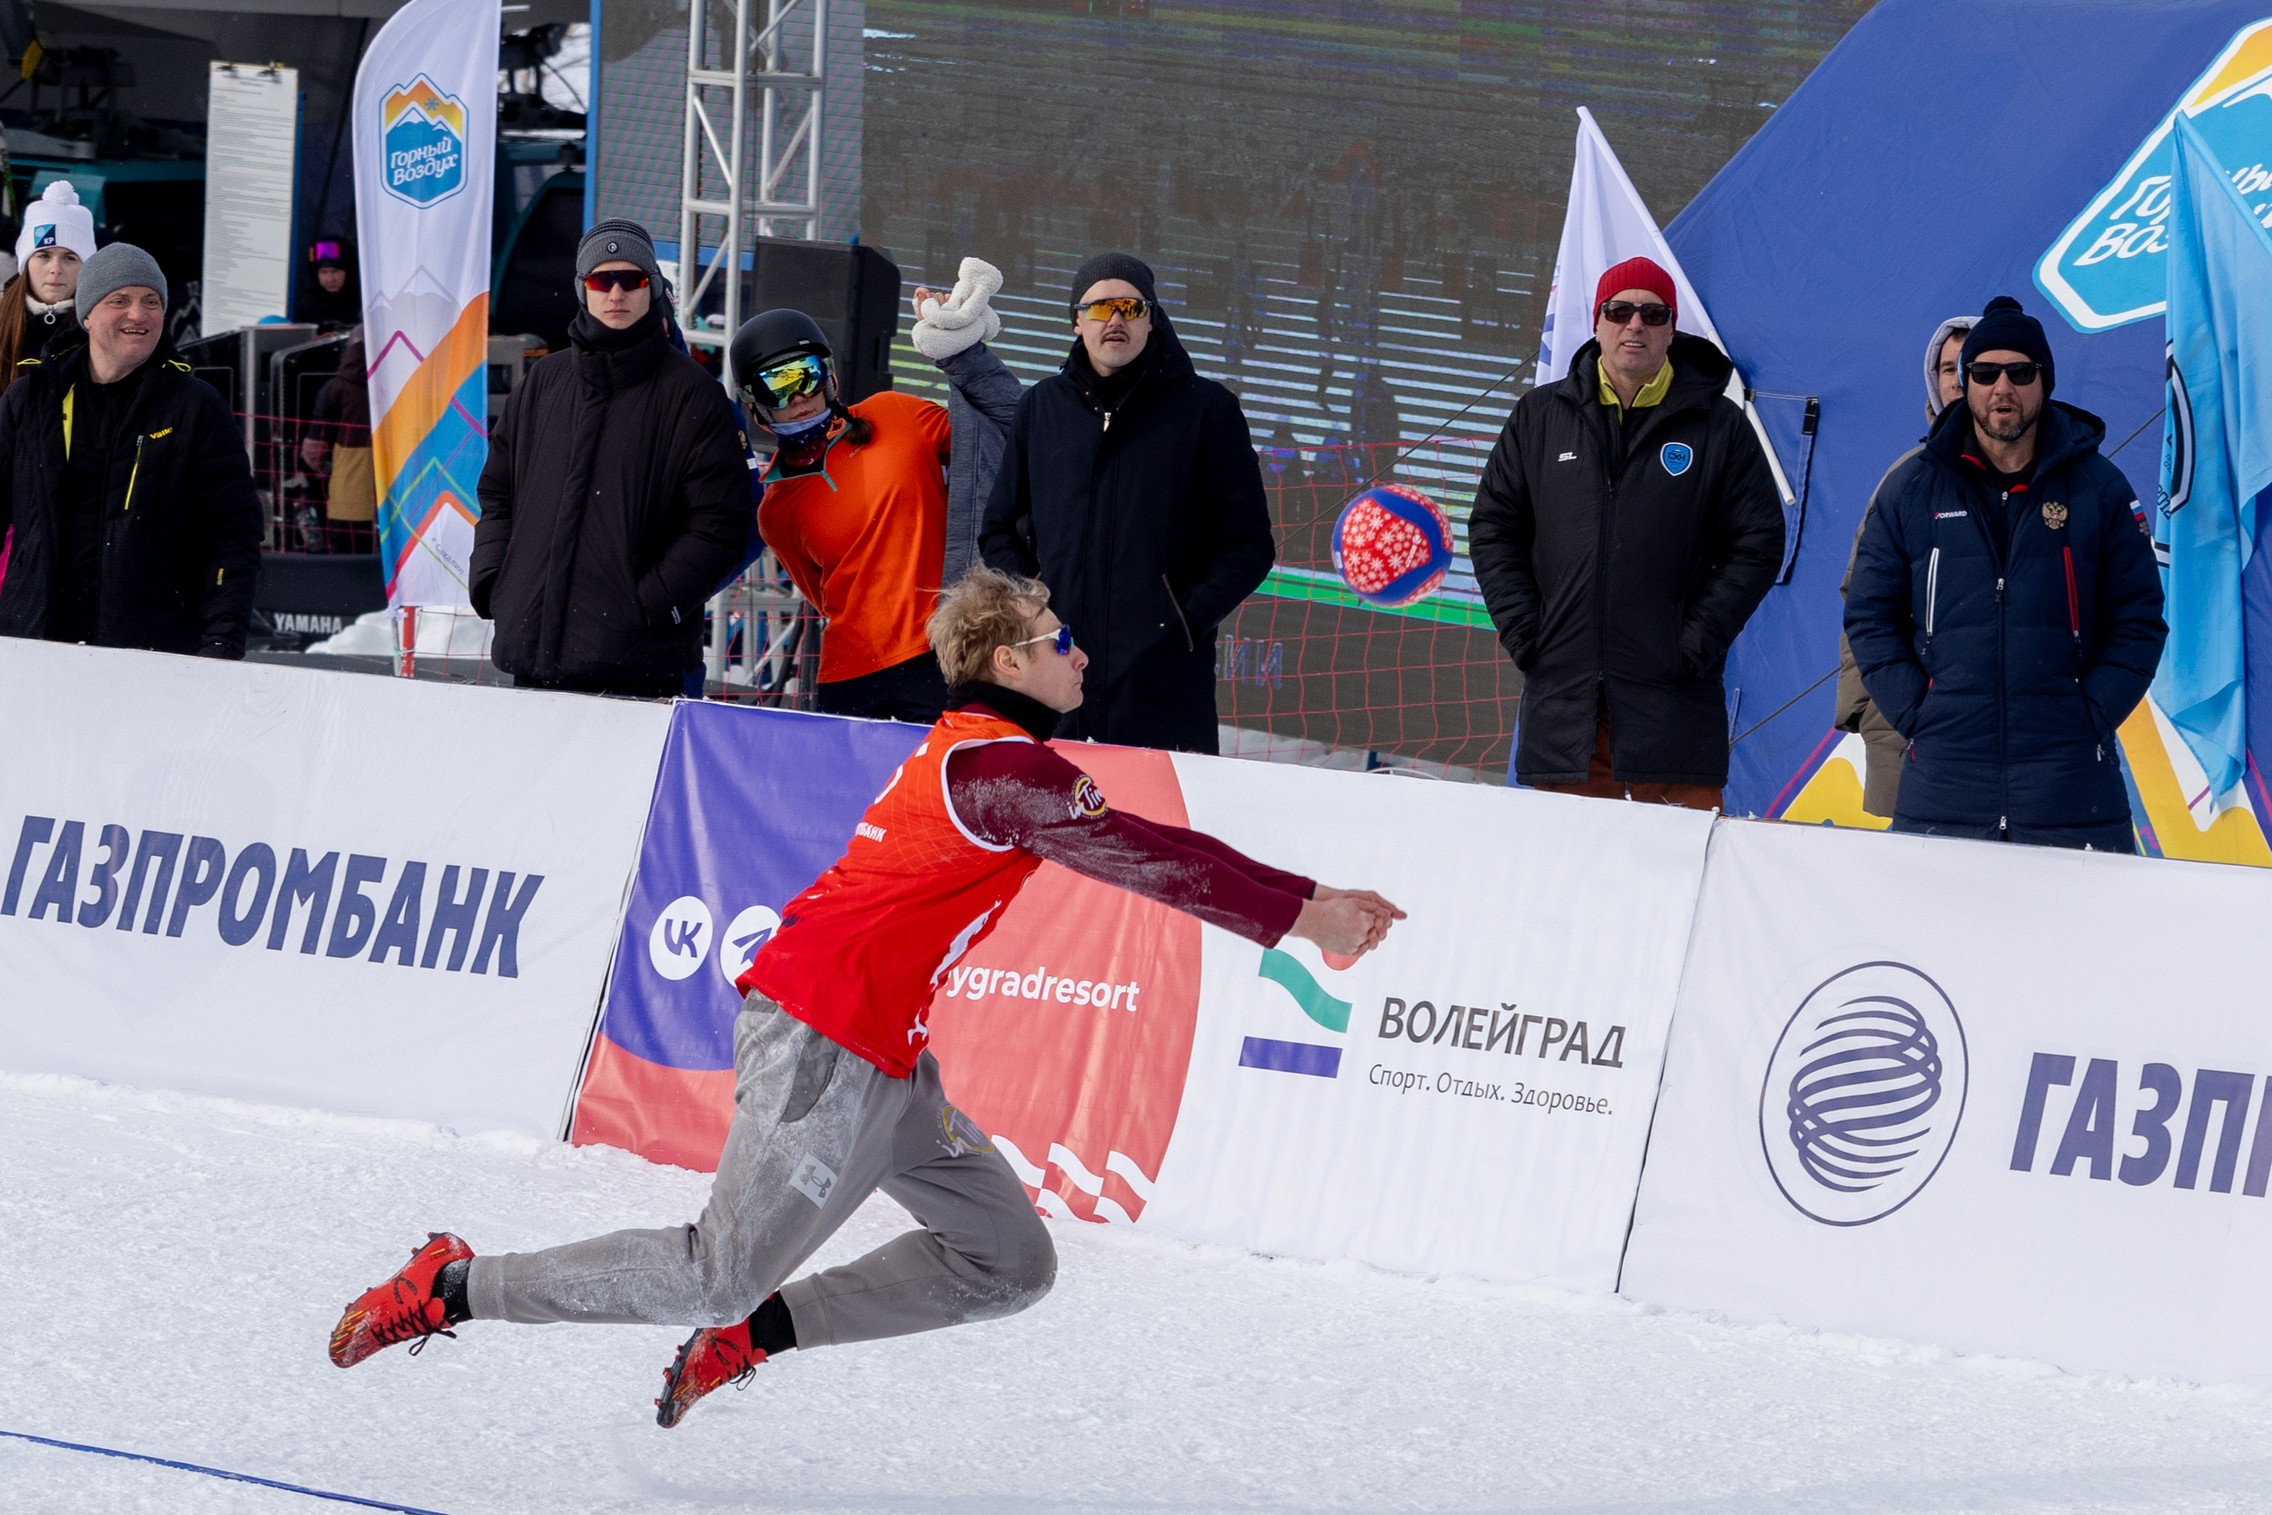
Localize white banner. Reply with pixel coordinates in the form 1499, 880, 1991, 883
351, 0, 500, 609
1144, 757, 1716, 1291
0, 641, 668, 1138
581, 712, 1718, 1288
200, 62, 299, 334
1623, 819, 2272, 1384
1537, 106, 1792, 502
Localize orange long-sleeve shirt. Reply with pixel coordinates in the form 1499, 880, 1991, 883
756, 391, 951, 683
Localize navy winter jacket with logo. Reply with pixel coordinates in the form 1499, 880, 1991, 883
1844, 400, 2165, 850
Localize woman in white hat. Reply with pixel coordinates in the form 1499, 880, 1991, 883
0, 181, 97, 394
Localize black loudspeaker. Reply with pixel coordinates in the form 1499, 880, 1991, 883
746, 237, 902, 403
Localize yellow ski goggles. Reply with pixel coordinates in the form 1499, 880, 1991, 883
746, 353, 829, 409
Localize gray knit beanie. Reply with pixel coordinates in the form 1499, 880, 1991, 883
576, 219, 660, 282
77, 242, 168, 315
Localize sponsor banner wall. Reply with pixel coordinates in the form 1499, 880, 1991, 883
572, 703, 924, 1170
1151, 754, 1714, 1289
1622, 819, 2272, 1384
574, 703, 1715, 1292
0, 640, 669, 1137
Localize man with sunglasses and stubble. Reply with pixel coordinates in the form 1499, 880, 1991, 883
330, 565, 1403, 1427
1845, 295, 2164, 850
469, 220, 748, 697
1470, 256, 1784, 809
981, 252, 1274, 754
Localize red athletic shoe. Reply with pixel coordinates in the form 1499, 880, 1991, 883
329, 1233, 473, 1368
655, 1320, 767, 1428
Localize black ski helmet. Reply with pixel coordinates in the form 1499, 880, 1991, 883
731, 308, 834, 410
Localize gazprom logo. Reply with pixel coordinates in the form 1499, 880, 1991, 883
1759, 962, 1968, 1226
2034, 20, 2272, 332
379, 74, 469, 207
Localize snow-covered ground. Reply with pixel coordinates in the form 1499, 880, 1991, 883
6, 1070, 2272, 1515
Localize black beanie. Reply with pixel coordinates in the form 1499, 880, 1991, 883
1959, 295, 2055, 393
1069, 252, 1158, 316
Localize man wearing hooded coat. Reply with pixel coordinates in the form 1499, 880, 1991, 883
470, 220, 747, 697
979, 253, 1274, 754
1845, 296, 2165, 851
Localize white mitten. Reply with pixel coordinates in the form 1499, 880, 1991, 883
911, 256, 1004, 361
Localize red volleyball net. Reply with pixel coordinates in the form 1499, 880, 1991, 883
1217, 437, 1517, 783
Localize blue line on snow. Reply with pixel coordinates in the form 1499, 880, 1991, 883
0, 1428, 455, 1514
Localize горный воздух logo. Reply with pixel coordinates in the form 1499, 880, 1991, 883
1759, 961, 1968, 1226
2033, 20, 2272, 332
380, 74, 469, 207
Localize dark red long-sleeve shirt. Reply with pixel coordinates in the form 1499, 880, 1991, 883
946, 737, 1313, 946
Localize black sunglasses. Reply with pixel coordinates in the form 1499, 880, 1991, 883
1966, 360, 2042, 387
1599, 300, 1673, 327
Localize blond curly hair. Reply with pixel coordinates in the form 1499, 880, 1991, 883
928, 566, 1052, 686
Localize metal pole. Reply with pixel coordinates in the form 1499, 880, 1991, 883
687, 0, 831, 694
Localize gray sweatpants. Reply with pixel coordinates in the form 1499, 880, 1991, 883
466, 993, 1055, 1347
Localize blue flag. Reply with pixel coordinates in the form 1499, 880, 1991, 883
2153, 113, 2272, 812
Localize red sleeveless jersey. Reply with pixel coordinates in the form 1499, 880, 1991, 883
738, 709, 1046, 1076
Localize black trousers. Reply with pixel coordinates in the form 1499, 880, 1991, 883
815, 652, 951, 724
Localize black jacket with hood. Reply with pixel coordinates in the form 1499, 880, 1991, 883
1469, 334, 1785, 787
0, 337, 262, 657
979, 310, 1274, 754
1844, 398, 2165, 850
470, 309, 749, 687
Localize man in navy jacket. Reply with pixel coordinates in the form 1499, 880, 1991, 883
1845, 296, 2165, 851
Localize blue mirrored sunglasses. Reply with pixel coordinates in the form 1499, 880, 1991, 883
1013, 625, 1077, 656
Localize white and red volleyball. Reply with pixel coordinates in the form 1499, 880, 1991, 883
1331, 484, 1455, 608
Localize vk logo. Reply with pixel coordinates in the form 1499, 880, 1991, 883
1759, 961, 1968, 1226
646, 894, 713, 981
1238, 948, 1351, 1078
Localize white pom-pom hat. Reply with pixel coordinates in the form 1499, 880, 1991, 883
17, 181, 98, 266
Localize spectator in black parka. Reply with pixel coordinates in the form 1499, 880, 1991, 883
0, 243, 261, 659
1469, 257, 1784, 806
980, 252, 1274, 753
471, 220, 748, 697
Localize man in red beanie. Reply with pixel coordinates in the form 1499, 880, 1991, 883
1469, 255, 1784, 808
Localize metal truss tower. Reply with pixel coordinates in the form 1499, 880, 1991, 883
676, 0, 828, 361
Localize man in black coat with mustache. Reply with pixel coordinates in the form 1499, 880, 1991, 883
980, 253, 1274, 754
